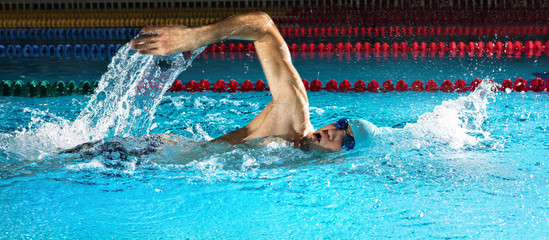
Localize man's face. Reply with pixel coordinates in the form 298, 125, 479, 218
299, 122, 354, 153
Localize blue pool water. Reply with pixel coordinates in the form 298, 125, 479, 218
1, 45, 548, 238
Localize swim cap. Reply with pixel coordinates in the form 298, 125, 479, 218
348, 119, 378, 148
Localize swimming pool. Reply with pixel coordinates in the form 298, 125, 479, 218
1, 43, 548, 238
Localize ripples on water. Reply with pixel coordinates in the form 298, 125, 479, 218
1, 79, 501, 184
0, 42, 547, 238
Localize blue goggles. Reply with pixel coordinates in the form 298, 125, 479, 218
335, 118, 356, 150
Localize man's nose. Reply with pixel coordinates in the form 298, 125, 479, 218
324, 129, 338, 141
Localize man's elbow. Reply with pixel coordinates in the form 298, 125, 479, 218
250, 11, 274, 23
248, 11, 277, 33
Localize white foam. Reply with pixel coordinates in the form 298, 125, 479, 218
74, 44, 205, 141
382, 80, 498, 152
1, 44, 205, 162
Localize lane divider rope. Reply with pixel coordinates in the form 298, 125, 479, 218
167, 78, 548, 93
205, 41, 549, 55
2, 78, 547, 97
278, 26, 549, 38
0, 43, 123, 59
0, 80, 97, 97
0, 27, 141, 40
1, 25, 546, 40
1, 41, 548, 59
1, 7, 547, 28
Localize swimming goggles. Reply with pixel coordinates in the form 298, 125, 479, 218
335, 118, 356, 150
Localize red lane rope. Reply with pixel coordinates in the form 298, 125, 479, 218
169, 78, 549, 93
274, 8, 549, 26
201, 41, 549, 57
277, 26, 549, 38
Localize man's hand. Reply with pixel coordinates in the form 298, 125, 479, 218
130, 26, 205, 55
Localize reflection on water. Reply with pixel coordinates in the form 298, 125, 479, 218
0, 40, 547, 239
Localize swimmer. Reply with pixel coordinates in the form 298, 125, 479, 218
131, 11, 377, 153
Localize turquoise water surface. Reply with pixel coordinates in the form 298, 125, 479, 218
1, 45, 548, 238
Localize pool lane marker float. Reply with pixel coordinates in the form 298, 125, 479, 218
3, 25, 547, 40
167, 78, 549, 93
200, 41, 549, 58
0, 28, 141, 40
1, 78, 548, 97
0, 7, 547, 28
277, 26, 549, 38
205, 41, 549, 56
1, 80, 97, 97
273, 9, 549, 27
0, 44, 123, 59
1, 41, 547, 60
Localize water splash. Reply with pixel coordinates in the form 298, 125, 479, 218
0, 43, 205, 162
379, 80, 498, 153
73, 44, 205, 141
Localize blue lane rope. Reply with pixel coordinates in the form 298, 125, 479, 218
0, 28, 141, 40
0, 43, 123, 59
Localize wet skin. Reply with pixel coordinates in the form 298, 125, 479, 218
131, 12, 354, 153
300, 122, 355, 153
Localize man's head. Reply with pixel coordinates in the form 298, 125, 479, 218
299, 118, 355, 153
299, 119, 377, 153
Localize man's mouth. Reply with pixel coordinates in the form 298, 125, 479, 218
314, 133, 321, 142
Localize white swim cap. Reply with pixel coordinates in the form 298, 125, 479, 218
348, 119, 378, 149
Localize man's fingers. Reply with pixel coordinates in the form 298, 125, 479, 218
141, 27, 163, 34
131, 26, 172, 55
131, 26, 164, 45
130, 37, 160, 50
132, 42, 157, 50
131, 36, 157, 45
137, 48, 159, 55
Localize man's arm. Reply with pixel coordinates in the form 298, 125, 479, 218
131, 11, 306, 103
132, 12, 313, 144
